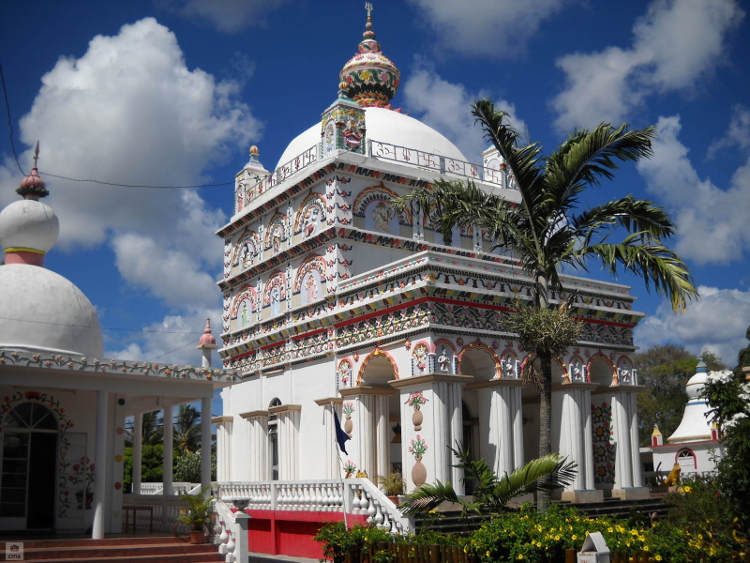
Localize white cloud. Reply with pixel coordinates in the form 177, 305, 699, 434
169, 0, 291, 33
409, 0, 565, 58
708, 104, 750, 159
635, 285, 750, 366
636, 115, 750, 264
112, 233, 219, 311
0, 18, 258, 311
403, 66, 526, 163
108, 308, 221, 365
552, 0, 743, 131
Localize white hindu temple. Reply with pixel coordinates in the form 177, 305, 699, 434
0, 144, 235, 537
214, 10, 649, 554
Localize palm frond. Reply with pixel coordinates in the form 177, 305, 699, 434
543, 123, 655, 216
581, 240, 699, 311
398, 480, 464, 516
571, 196, 675, 246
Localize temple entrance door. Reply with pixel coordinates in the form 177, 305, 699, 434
0, 402, 59, 530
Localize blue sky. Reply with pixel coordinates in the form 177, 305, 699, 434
1, 0, 748, 374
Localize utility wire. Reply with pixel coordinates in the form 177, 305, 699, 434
1, 63, 234, 190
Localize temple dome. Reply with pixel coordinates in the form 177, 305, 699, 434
0, 199, 59, 254
339, 7, 399, 108
0, 264, 103, 357
276, 107, 468, 170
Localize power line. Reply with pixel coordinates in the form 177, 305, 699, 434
1, 63, 235, 190
0, 313, 212, 335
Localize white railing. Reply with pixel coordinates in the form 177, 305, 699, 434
136, 482, 198, 496
369, 139, 518, 190
218, 479, 412, 534
122, 493, 190, 533
212, 498, 239, 563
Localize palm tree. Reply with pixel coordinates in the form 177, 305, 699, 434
399, 446, 576, 516
393, 100, 698, 511
174, 404, 201, 455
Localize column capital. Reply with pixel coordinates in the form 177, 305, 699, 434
238, 411, 268, 420
552, 382, 599, 392
388, 374, 473, 389
212, 415, 235, 424
467, 377, 527, 390
268, 404, 301, 415
609, 384, 646, 393
340, 385, 396, 397
314, 397, 343, 406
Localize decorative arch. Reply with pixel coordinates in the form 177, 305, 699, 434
293, 193, 326, 236
566, 354, 586, 383
433, 339, 455, 354
353, 185, 412, 224
293, 255, 327, 293
616, 355, 633, 369
519, 352, 566, 379
0, 390, 75, 518
676, 447, 697, 469
499, 348, 519, 378
231, 286, 258, 327
356, 347, 399, 386
587, 352, 617, 385
264, 213, 286, 252
457, 342, 501, 379
231, 229, 260, 267
262, 271, 287, 309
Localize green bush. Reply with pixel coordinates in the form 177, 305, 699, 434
314, 522, 393, 563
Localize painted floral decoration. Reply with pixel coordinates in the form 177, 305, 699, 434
342, 402, 354, 416
408, 435, 427, 459
405, 391, 428, 408
343, 459, 357, 478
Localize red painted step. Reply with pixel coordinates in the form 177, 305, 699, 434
1, 537, 224, 562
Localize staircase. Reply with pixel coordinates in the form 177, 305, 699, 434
0, 536, 223, 562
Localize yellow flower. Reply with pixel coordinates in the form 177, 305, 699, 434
572, 535, 577, 541
361, 70, 371, 81
683, 485, 692, 493
655, 555, 662, 561
555, 535, 560, 541
608, 527, 614, 533
536, 542, 542, 548
463, 546, 468, 554
643, 546, 649, 552
517, 555, 524, 560
486, 551, 491, 557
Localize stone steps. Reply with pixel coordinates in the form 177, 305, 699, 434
1, 536, 224, 562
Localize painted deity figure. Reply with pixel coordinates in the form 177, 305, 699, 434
338, 361, 352, 387
571, 363, 582, 382
270, 286, 281, 317
437, 347, 450, 373
272, 233, 281, 254
414, 345, 428, 373
303, 272, 319, 303
241, 302, 249, 328
304, 205, 322, 237
372, 201, 390, 232
343, 119, 362, 150
619, 368, 630, 384
502, 357, 516, 378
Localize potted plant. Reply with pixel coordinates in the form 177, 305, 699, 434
177, 488, 213, 544
379, 472, 404, 505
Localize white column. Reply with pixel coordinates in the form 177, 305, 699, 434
91, 390, 109, 539
132, 412, 143, 494
278, 409, 300, 480
354, 395, 375, 478
510, 385, 524, 470
201, 395, 212, 490
488, 386, 514, 478
612, 393, 633, 489
448, 383, 464, 495
628, 392, 643, 487
252, 417, 267, 480
582, 390, 595, 490
163, 403, 174, 496
431, 382, 451, 483
375, 395, 390, 482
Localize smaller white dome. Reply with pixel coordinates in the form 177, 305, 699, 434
0, 264, 103, 358
0, 199, 59, 254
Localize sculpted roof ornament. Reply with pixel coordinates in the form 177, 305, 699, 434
17, 141, 49, 199
339, 3, 400, 108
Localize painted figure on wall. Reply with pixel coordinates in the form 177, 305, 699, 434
303, 205, 322, 237
271, 286, 281, 317
437, 347, 450, 372
337, 359, 352, 387
372, 201, 390, 232
303, 271, 320, 304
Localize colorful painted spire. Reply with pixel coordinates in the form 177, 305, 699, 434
17, 141, 49, 199
339, 3, 400, 108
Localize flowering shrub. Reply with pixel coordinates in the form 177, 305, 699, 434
703, 369, 750, 528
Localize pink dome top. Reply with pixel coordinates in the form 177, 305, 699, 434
197, 318, 217, 349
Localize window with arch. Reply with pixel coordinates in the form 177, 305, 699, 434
268, 398, 282, 481
677, 447, 697, 470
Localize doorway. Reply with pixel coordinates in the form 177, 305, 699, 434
0, 402, 58, 530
